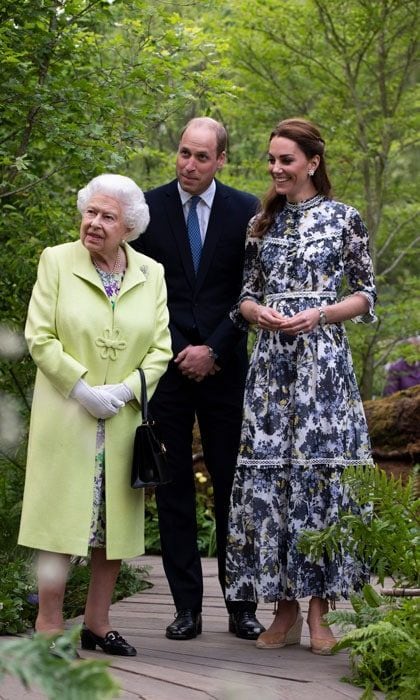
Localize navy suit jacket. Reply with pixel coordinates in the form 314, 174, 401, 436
133, 179, 259, 364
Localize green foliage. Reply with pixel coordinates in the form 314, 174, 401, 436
62, 560, 152, 620
300, 465, 420, 696
0, 558, 151, 635
196, 489, 217, 558
143, 490, 162, 554
0, 0, 418, 402
210, 0, 420, 399
299, 465, 419, 587
113, 560, 152, 601
144, 473, 216, 557
0, 453, 26, 560
0, 627, 119, 700
0, 558, 36, 634
326, 586, 420, 699
0, 0, 231, 330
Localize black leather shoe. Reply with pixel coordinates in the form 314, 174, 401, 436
228, 611, 265, 640
165, 609, 202, 640
80, 625, 137, 656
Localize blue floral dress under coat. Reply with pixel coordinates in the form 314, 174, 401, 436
88, 267, 124, 548
225, 194, 377, 603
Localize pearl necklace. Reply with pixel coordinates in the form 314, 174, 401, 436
92, 247, 121, 274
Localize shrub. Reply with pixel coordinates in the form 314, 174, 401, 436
329, 585, 420, 700
0, 559, 151, 635
299, 465, 420, 698
0, 558, 35, 634
299, 465, 419, 587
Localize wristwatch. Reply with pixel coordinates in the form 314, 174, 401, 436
206, 346, 219, 361
318, 309, 328, 327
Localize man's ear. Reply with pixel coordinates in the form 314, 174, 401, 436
217, 151, 226, 169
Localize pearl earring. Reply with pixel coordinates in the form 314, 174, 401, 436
308, 170, 314, 177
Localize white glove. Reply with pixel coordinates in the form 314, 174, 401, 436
70, 379, 124, 419
98, 383, 134, 404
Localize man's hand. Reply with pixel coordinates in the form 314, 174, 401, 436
175, 345, 219, 382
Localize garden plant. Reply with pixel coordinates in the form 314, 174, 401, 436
299, 465, 420, 699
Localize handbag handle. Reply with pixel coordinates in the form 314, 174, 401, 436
138, 368, 149, 423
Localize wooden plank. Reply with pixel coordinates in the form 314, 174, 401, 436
0, 557, 386, 700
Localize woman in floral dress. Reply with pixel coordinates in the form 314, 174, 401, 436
226, 119, 376, 654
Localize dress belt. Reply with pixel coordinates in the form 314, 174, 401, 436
266, 291, 337, 301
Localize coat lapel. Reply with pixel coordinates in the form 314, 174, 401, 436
71, 240, 147, 298
119, 243, 147, 298
163, 181, 197, 289
194, 181, 227, 291
72, 240, 104, 291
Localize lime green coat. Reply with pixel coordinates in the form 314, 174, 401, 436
18, 240, 172, 559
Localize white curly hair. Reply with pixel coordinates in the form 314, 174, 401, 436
77, 173, 150, 240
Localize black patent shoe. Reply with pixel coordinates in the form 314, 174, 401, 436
80, 625, 137, 656
165, 609, 202, 640
228, 611, 265, 640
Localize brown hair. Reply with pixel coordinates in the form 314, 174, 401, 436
252, 118, 332, 238
180, 117, 228, 156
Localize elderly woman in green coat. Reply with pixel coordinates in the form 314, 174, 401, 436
18, 174, 172, 657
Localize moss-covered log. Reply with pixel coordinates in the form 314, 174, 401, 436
363, 385, 420, 456
363, 385, 420, 481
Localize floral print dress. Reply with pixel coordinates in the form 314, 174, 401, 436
225, 194, 377, 603
88, 268, 124, 548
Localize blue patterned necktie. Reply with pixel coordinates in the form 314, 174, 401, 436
187, 195, 202, 273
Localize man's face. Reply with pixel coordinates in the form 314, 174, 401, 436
176, 125, 225, 195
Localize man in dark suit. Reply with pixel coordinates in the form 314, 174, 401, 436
132, 117, 264, 640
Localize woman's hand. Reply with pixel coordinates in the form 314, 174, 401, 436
70, 379, 124, 418
240, 300, 286, 331
255, 306, 286, 331
277, 308, 321, 335
99, 383, 134, 404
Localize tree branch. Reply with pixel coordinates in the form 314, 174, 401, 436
0, 165, 65, 200
377, 211, 419, 258
380, 235, 420, 276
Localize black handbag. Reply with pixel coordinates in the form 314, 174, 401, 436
131, 368, 172, 488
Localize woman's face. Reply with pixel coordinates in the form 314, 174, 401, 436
268, 136, 319, 202
80, 194, 128, 257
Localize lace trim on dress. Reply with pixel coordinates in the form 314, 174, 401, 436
266, 291, 337, 301
347, 291, 377, 324
284, 193, 326, 212
237, 457, 375, 469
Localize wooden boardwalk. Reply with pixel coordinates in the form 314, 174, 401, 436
0, 556, 382, 700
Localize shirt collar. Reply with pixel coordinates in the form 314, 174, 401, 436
178, 180, 216, 208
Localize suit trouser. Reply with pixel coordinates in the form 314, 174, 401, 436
151, 360, 256, 615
